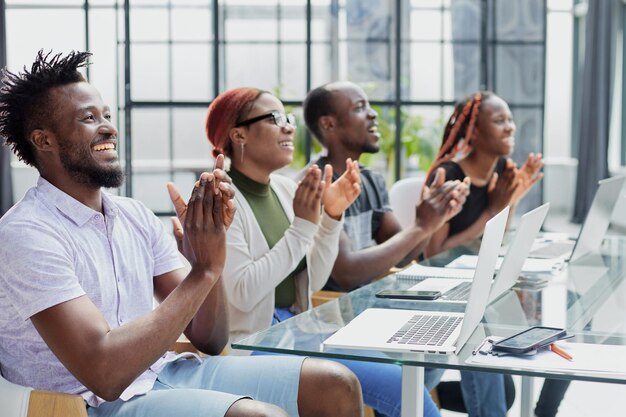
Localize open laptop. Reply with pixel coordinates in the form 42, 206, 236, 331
321, 206, 509, 355
399, 203, 549, 304
529, 176, 626, 262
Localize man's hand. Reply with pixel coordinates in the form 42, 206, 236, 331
293, 165, 324, 224
511, 152, 543, 204
171, 172, 226, 275
167, 154, 236, 252
321, 158, 361, 220
416, 168, 470, 233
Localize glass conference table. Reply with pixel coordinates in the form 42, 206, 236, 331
232, 236, 626, 417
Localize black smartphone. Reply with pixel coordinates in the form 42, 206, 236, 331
375, 289, 441, 300
491, 326, 566, 354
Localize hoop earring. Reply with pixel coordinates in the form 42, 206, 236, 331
240, 142, 245, 163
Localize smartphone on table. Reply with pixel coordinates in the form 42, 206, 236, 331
375, 289, 441, 300
491, 326, 567, 354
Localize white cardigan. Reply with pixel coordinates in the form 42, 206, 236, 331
223, 173, 343, 351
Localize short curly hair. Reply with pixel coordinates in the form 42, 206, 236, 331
0, 50, 91, 167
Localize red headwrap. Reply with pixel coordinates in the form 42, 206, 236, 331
205, 87, 264, 158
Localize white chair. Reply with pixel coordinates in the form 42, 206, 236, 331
388, 176, 425, 229
0, 371, 87, 417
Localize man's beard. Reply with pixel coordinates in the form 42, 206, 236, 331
59, 143, 124, 189
361, 142, 380, 154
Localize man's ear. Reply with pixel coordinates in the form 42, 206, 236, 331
319, 115, 336, 131
30, 129, 55, 152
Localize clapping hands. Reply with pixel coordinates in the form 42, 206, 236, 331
416, 168, 471, 233
322, 158, 361, 220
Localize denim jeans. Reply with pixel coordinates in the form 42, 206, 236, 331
425, 366, 507, 417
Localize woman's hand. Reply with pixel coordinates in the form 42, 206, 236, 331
511, 152, 544, 204
486, 158, 520, 215
321, 158, 361, 220
293, 165, 324, 224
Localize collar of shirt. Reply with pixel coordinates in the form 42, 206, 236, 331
35, 177, 120, 227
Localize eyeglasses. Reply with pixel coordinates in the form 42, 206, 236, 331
235, 111, 296, 129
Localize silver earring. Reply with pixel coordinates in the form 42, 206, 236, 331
240, 142, 245, 163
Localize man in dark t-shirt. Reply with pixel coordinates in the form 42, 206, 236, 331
304, 81, 470, 291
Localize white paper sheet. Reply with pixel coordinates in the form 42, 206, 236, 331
394, 263, 475, 280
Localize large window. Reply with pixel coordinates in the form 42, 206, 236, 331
3, 0, 548, 215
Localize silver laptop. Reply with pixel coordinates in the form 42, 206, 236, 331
321, 207, 509, 355
487, 203, 550, 303
401, 204, 549, 304
529, 176, 626, 262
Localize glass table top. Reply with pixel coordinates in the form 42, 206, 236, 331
232, 236, 626, 384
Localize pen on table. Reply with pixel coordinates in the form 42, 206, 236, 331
550, 343, 573, 361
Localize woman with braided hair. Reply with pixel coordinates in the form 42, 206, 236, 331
425, 91, 543, 256
424, 93, 572, 417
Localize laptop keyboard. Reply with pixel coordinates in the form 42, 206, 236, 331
387, 314, 463, 346
443, 281, 472, 301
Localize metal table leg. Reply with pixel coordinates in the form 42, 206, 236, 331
402, 365, 424, 417
521, 375, 535, 417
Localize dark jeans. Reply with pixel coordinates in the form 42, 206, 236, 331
435, 376, 570, 417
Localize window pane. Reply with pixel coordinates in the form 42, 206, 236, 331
410, 10, 442, 41
6, 9, 85, 69
172, 108, 212, 164
132, 172, 172, 212
131, 109, 171, 162
311, 1, 333, 41
279, 44, 307, 100
6, 0, 83, 4
407, 42, 442, 101
279, 2, 307, 42
492, 0, 545, 42
172, 7, 212, 41
495, 45, 544, 105
344, 40, 395, 101
130, 8, 168, 42
450, 0, 481, 42
171, 44, 212, 101
311, 43, 332, 87
130, 44, 170, 101
225, 44, 277, 91
88, 9, 119, 113
224, 4, 278, 41
449, 43, 481, 99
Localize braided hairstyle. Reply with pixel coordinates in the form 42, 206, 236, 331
426, 91, 494, 181
0, 50, 91, 167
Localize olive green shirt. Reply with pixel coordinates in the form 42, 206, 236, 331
229, 168, 306, 307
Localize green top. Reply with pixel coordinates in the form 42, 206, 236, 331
229, 167, 306, 308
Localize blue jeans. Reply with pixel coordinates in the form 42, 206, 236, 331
424, 366, 506, 417
265, 307, 441, 417
87, 355, 304, 417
